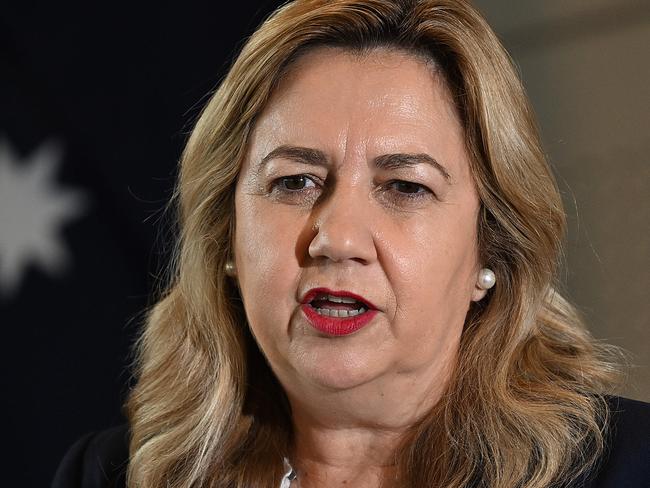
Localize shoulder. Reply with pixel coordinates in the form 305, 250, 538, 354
52, 425, 129, 488
581, 396, 650, 487
50, 401, 649, 487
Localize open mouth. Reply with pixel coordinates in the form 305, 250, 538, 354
300, 288, 377, 336
308, 293, 368, 318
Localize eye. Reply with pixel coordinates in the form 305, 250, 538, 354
267, 175, 322, 205
386, 180, 433, 198
376, 179, 437, 208
273, 175, 318, 191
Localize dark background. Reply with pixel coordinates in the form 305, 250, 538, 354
1, 2, 280, 486
2, 2, 648, 487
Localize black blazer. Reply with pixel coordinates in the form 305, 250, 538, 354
52, 396, 650, 487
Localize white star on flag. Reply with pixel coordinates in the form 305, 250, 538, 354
0, 137, 88, 298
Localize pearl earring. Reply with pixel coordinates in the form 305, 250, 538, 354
477, 268, 496, 290
225, 260, 236, 277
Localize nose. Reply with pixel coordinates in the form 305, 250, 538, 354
307, 186, 377, 265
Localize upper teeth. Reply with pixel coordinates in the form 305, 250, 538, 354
321, 294, 359, 304
310, 294, 368, 318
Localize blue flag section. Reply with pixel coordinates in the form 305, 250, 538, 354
0, 2, 280, 486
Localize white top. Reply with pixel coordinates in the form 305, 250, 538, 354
280, 458, 298, 488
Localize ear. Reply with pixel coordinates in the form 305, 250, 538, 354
471, 285, 488, 302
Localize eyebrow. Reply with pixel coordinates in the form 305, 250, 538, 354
374, 153, 451, 182
259, 144, 452, 183
260, 145, 328, 168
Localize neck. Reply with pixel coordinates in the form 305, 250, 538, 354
290, 418, 400, 488
285, 364, 451, 488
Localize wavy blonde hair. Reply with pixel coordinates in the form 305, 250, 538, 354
126, 1, 620, 486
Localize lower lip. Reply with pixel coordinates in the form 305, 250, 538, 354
301, 304, 378, 336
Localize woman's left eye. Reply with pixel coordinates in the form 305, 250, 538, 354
386, 180, 433, 197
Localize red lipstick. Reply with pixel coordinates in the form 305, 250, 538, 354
300, 287, 378, 336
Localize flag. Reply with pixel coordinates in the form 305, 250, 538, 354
0, 2, 281, 486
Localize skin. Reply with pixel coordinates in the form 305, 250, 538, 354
234, 47, 487, 487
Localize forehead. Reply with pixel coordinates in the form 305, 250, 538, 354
244, 46, 467, 175
268, 46, 456, 120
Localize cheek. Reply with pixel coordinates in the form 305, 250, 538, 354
391, 210, 478, 296
234, 197, 300, 340
386, 209, 478, 353
236, 206, 280, 277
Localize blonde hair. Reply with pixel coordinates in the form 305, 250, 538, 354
126, 1, 620, 486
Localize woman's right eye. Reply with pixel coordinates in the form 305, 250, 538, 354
272, 175, 318, 192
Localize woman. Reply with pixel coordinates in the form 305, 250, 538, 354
53, 1, 649, 487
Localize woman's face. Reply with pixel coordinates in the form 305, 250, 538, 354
234, 48, 486, 397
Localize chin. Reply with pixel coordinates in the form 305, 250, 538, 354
292, 345, 385, 392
